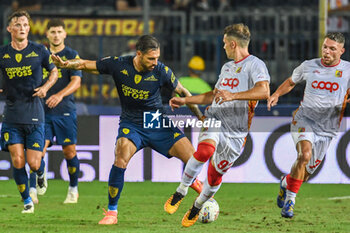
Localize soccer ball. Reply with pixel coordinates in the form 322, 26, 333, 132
198, 198, 219, 223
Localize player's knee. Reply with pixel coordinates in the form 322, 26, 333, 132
28, 160, 40, 172
193, 142, 216, 163
298, 150, 312, 165
115, 155, 129, 168
63, 150, 76, 160
207, 162, 222, 186
12, 156, 25, 169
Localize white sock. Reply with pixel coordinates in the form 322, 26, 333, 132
29, 187, 37, 193
107, 209, 117, 213
194, 179, 221, 209
282, 176, 287, 188
181, 156, 205, 186
176, 183, 189, 196
285, 189, 296, 203
68, 186, 78, 193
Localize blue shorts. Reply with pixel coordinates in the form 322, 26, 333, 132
45, 113, 77, 146
117, 120, 185, 158
0, 123, 45, 152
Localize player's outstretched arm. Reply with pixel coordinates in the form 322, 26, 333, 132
173, 82, 205, 120
267, 77, 296, 111
215, 80, 270, 105
51, 54, 100, 74
33, 67, 58, 98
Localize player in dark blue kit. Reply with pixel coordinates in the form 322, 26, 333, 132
28, 19, 82, 204
0, 11, 58, 213
52, 35, 204, 225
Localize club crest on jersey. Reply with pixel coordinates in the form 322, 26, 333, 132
335, 70, 343, 78
298, 127, 305, 133
236, 67, 242, 73
15, 53, 22, 63
134, 74, 142, 84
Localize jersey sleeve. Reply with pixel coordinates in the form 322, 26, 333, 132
69, 51, 82, 77
96, 56, 116, 75
291, 62, 306, 83
41, 46, 55, 72
250, 59, 270, 84
159, 64, 178, 91
215, 64, 228, 89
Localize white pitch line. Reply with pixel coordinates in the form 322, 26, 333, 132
328, 196, 350, 200
0, 195, 16, 198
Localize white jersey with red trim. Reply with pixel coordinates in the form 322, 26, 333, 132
292, 58, 350, 137
205, 55, 270, 138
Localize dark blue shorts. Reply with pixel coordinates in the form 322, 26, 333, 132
0, 123, 45, 152
117, 120, 185, 158
45, 113, 77, 146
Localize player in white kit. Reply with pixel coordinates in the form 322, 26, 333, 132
163, 23, 270, 227
268, 32, 350, 218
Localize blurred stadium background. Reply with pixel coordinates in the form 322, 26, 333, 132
0, 0, 350, 185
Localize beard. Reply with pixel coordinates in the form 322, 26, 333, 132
140, 58, 155, 71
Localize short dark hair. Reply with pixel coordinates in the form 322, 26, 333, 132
7, 10, 31, 25
325, 32, 345, 45
47, 19, 65, 30
224, 23, 251, 47
136, 35, 160, 53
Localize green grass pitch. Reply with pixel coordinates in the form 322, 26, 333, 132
0, 180, 349, 232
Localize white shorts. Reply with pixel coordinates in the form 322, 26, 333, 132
198, 123, 245, 175
290, 118, 333, 174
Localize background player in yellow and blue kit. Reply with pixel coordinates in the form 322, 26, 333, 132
52, 35, 204, 225
0, 10, 58, 214
28, 19, 82, 204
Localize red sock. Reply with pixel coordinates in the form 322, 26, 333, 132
207, 162, 222, 186
193, 142, 215, 163
286, 174, 303, 193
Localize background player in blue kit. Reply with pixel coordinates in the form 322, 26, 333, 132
0, 11, 58, 214
28, 19, 82, 204
52, 35, 204, 225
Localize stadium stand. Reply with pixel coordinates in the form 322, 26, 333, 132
0, 1, 349, 114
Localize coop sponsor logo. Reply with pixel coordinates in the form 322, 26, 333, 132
311, 80, 339, 93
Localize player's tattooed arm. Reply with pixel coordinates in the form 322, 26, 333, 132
174, 82, 204, 120
51, 54, 100, 74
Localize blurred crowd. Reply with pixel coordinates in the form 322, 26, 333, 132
3, 0, 320, 13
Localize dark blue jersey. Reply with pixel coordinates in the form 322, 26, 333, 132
0, 41, 55, 124
96, 56, 178, 125
43, 46, 82, 115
